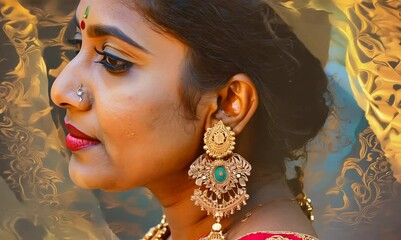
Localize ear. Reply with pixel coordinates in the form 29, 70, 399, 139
205, 73, 259, 134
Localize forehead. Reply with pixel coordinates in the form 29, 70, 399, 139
76, 0, 154, 46
76, 0, 143, 28
75, 0, 181, 56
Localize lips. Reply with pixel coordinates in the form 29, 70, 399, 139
65, 121, 100, 151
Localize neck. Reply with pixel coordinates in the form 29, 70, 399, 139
145, 168, 216, 240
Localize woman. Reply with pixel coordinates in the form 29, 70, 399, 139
51, 0, 329, 239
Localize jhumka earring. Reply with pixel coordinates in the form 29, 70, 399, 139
188, 121, 252, 239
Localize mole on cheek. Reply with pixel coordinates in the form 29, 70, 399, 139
123, 128, 136, 138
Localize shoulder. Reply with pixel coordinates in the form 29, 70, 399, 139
227, 200, 317, 239
237, 231, 319, 240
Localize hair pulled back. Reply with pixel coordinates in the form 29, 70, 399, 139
131, 0, 329, 172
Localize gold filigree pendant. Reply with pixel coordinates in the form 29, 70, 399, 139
189, 121, 252, 239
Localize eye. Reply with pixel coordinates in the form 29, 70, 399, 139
67, 39, 82, 55
94, 47, 134, 74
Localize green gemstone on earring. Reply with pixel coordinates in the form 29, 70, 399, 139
214, 166, 227, 183
84, 6, 90, 19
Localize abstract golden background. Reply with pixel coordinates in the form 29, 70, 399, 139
0, 0, 400, 239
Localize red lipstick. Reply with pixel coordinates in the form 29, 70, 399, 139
65, 122, 100, 151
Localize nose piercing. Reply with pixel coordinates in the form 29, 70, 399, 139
76, 84, 84, 103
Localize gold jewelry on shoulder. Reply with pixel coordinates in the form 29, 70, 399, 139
142, 215, 170, 240
188, 121, 252, 240
295, 193, 314, 222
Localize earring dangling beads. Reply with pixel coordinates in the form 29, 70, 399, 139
188, 121, 252, 240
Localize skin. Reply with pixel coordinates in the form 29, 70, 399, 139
51, 0, 318, 239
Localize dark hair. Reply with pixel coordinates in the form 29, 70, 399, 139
131, 0, 329, 173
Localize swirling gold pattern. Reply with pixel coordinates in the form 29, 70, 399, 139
0, 0, 119, 239
334, 0, 401, 181
0, 0, 62, 204
325, 127, 398, 224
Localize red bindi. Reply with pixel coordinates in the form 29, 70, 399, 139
80, 20, 86, 30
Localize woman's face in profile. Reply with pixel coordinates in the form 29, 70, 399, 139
51, 0, 208, 191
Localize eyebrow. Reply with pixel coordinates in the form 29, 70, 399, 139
73, 14, 151, 55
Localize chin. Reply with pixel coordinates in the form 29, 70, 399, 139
68, 160, 139, 192
69, 166, 99, 189
68, 159, 112, 190
69, 170, 123, 191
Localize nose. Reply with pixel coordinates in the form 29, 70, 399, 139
51, 57, 91, 112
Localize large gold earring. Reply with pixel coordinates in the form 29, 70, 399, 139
188, 121, 252, 239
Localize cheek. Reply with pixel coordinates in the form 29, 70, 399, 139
98, 91, 167, 146
95, 86, 198, 167
96, 96, 202, 189
96, 71, 181, 141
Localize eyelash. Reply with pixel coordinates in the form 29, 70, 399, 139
67, 39, 134, 74
94, 47, 134, 74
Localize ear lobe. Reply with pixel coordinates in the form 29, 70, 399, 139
212, 73, 259, 134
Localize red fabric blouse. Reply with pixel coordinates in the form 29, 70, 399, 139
238, 231, 318, 240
